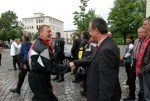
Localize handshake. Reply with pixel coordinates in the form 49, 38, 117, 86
68, 62, 76, 71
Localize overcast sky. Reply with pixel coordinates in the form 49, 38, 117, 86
0, 0, 115, 31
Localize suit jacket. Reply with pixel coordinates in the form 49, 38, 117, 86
87, 37, 121, 101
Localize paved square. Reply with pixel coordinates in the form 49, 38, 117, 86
0, 49, 139, 101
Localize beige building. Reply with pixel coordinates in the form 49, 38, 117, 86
64, 30, 76, 43
146, 0, 150, 17
22, 13, 64, 38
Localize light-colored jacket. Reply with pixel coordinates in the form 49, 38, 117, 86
10, 41, 21, 56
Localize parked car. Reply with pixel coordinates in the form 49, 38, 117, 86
63, 46, 73, 64
0, 41, 11, 48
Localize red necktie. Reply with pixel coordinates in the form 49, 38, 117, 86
94, 45, 99, 53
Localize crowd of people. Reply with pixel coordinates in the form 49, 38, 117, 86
0, 16, 149, 101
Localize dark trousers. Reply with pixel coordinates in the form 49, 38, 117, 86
28, 72, 58, 101
54, 59, 64, 81
83, 79, 87, 92
125, 62, 131, 85
138, 74, 144, 101
12, 55, 20, 69
138, 72, 150, 101
128, 60, 136, 97
17, 68, 28, 90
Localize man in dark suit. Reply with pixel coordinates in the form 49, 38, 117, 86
70, 18, 121, 101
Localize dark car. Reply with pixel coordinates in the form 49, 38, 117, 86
0, 41, 11, 48
62, 46, 73, 63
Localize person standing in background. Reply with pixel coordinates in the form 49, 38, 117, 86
71, 34, 82, 80
9, 35, 31, 94
52, 32, 65, 82
136, 16, 150, 101
71, 35, 82, 61
123, 27, 147, 100
10, 38, 21, 70
123, 35, 134, 89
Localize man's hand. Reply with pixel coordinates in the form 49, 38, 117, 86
120, 55, 124, 61
69, 62, 75, 71
23, 64, 28, 70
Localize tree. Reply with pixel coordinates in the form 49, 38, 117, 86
0, 10, 18, 31
73, 0, 97, 34
108, 0, 146, 44
0, 10, 23, 40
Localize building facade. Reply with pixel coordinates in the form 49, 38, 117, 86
146, 0, 150, 17
64, 30, 76, 43
22, 13, 64, 38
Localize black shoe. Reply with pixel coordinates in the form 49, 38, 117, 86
14, 68, 17, 71
123, 96, 135, 100
56, 78, 64, 82
80, 91, 87, 97
72, 80, 80, 83
9, 88, 20, 94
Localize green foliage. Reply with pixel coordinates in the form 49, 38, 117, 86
0, 10, 23, 41
108, 0, 146, 44
32, 33, 39, 40
0, 30, 22, 40
0, 10, 18, 31
73, 0, 97, 34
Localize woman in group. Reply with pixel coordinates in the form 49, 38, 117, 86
123, 35, 134, 88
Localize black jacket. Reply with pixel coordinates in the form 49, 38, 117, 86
71, 38, 82, 59
28, 38, 70, 74
74, 37, 121, 101
54, 37, 65, 61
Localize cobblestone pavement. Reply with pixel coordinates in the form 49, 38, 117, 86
0, 49, 139, 101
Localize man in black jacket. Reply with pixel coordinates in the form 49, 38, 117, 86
71, 34, 83, 83
52, 32, 65, 82
28, 25, 70, 101
70, 18, 121, 101
71, 35, 81, 60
